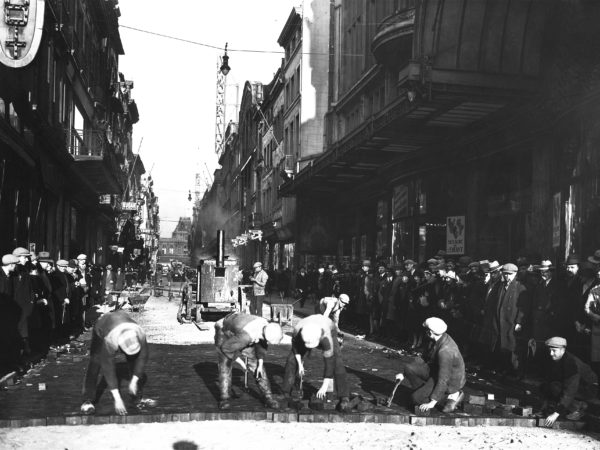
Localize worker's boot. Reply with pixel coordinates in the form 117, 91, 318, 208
264, 395, 280, 410
218, 399, 231, 410
337, 397, 351, 413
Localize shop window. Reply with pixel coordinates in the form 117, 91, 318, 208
392, 184, 409, 219
391, 221, 414, 264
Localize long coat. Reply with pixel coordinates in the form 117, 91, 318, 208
529, 277, 567, 342
480, 278, 528, 352
12, 265, 33, 338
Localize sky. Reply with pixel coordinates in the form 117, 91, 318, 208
117, 0, 299, 237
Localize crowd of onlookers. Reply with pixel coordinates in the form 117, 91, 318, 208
266, 251, 600, 382
0, 247, 150, 376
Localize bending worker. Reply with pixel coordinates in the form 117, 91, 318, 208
81, 310, 148, 415
215, 312, 283, 410
282, 314, 350, 412
319, 293, 350, 328
394, 317, 465, 413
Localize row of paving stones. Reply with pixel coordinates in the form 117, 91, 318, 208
1, 411, 575, 428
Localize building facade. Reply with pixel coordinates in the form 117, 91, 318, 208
0, 0, 145, 263
279, 0, 600, 267
159, 217, 191, 265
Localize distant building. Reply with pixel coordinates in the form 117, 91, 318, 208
159, 217, 191, 265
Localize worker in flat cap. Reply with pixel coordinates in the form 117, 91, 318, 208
214, 312, 283, 410
394, 317, 466, 413
249, 262, 268, 317
81, 309, 148, 415
539, 337, 598, 427
0, 255, 22, 372
282, 314, 350, 412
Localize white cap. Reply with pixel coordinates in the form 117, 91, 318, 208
300, 322, 322, 348
253, 262, 262, 269
77, 254, 88, 261
264, 322, 283, 344
423, 317, 447, 335
339, 294, 350, 305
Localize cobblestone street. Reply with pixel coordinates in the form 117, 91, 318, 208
0, 291, 596, 432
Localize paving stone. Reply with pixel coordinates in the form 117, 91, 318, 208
65, 416, 82, 425
410, 416, 427, 426
93, 415, 111, 425
109, 415, 128, 424
189, 412, 206, 421
46, 416, 66, 426
299, 412, 329, 423
0, 419, 10, 428
468, 394, 486, 405
550, 420, 585, 431
464, 404, 483, 415
272, 412, 298, 422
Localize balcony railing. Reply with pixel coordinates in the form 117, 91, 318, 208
376, 4, 416, 34
68, 128, 106, 158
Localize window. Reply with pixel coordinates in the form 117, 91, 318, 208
8, 103, 20, 131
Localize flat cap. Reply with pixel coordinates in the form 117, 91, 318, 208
76, 254, 87, 261
68, 259, 78, 268
252, 261, 262, 268
427, 258, 438, 265
501, 263, 518, 273
12, 247, 30, 257
423, 317, 447, 335
362, 260, 371, 267
588, 250, 600, 264
2, 254, 19, 265
56, 259, 69, 267
468, 261, 480, 269
404, 259, 416, 266
545, 336, 567, 348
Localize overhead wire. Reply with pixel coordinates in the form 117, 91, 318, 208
118, 24, 365, 57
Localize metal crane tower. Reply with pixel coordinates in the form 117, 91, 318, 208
214, 44, 228, 157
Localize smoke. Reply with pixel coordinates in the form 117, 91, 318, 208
192, 196, 234, 262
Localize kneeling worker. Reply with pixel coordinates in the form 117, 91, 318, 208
540, 336, 598, 427
394, 317, 465, 413
81, 310, 148, 415
215, 312, 283, 410
282, 314, 350, 411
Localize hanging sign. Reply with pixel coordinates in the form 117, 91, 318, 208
0, 0, 45, 68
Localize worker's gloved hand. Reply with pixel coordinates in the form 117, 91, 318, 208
545, 412, 560, 427
63, 299, 70, 305
395, 373, 404, 383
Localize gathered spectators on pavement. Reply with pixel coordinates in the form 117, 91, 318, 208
0, 245, 154, 379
